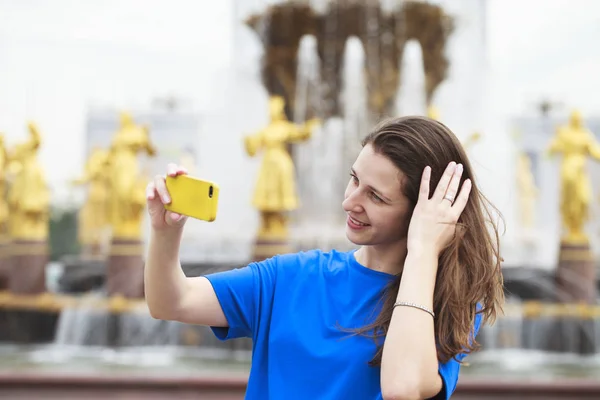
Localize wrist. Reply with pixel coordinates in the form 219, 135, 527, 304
151, 226, 184, 243
397, 255, 437, 306
406, 246, 439, 263
402, 249, 439, 285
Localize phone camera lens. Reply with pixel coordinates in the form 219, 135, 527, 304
208, 186, 214, 198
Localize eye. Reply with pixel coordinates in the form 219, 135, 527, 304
370, 192, 383, 203
349, 173, 358, 184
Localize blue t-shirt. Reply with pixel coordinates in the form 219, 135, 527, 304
205, 249, 482, 400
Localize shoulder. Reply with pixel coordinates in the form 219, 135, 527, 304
263, 248, 353, 277
275, 248, 351, 267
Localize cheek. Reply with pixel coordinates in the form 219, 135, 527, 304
372, 207, 409, 232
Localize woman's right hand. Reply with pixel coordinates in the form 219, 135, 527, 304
146, 163, 188, 231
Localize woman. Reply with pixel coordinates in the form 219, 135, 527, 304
144, 116, 504, 400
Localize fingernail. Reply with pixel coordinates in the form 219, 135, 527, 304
163, 196, 170, 203
456, 164, 463, 173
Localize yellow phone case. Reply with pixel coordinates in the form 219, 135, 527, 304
164, 175, 219, 222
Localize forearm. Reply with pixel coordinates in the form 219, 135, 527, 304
588, 144, 600, 160
144, 227, 188, 319
381, 250, 440, 399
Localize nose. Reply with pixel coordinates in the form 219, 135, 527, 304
342, 184, 364, 214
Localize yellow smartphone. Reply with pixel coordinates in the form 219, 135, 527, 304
164, 175, 219, 222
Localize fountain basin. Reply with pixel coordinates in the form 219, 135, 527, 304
2, 345, 600, 399
0, 373, 599, 400
0, 373, 246, 399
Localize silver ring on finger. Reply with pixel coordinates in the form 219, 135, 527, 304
443, 194, 454, 203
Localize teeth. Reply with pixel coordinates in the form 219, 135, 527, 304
351, 216, 367, 226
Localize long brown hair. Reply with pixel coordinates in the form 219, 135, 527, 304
354, 116, 505, 365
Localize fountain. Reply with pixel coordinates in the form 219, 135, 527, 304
0, 112, 253, 397
1, 1, 600, 399
227, 0, 600, 396
395, 39, 427, 116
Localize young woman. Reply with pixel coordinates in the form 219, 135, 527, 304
144, 116, 505, 400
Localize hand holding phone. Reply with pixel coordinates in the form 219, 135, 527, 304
164, 174, 219, 222
145, 163, 219, 231
146, 164, 189, 231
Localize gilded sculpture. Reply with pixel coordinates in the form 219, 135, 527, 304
245, 2, 453, 120
245, 95, 319, 239
427, 105, 440, 121
546, 110, 600, 243
107, 112, 156, 239
72, 146, 111, 254
7, 122, 50, 240
515, 152, 538, 229
0, 135, 10, 236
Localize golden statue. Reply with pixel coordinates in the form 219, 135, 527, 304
0, 134, 10, 236
7, 122, 50, 240
107, 112, 156, 239
245, 95, 319, 239
516, 152, 538, 229
72, 146, 111, 254
427, 105, 440, 121
546, 110, 600, 244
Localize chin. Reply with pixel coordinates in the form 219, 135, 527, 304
345, 227, 371, 246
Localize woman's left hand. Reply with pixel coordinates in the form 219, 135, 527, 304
406, 162, 472, 257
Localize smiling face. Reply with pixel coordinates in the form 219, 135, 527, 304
342, 144, 412, 247
344, 117, 505, 372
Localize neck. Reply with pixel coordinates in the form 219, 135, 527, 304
355, 240, 408, 275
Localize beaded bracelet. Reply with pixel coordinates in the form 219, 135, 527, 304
393, 301, 435, 318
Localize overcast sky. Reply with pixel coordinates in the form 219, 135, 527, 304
1, 0, 598, 116
487, 0, 600, 116
0, 0, 599, 203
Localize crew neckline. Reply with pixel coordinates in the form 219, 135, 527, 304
346, 249, 396, 280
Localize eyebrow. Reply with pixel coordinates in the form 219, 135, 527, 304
351, 167, 393, 203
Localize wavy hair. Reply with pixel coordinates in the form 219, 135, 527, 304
354, 116, 505, 364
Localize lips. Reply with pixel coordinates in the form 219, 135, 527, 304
348, 215, 369, 226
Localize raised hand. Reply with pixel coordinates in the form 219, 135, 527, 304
146, 163, 188, 231
406, 162, 472, 257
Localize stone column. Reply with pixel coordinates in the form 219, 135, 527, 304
106, 238, 145, 299
9, 240, 48, 295
0, 234, 11, 342
251, 237, 292, 263
556, 242, 597, 303
553, 241, 597, 354
6, 239, 51, 344
0, 235, 11, 291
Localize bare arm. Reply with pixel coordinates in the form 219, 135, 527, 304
144, 163, 228, 327
244, 130, 263, 157
380, 251, 442, 400
287, 119, 319, 142
585, 130, 600, 160
144, 228, 227, 327
381, 163, 472, 400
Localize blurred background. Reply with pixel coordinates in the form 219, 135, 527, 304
1, 0, 600, 398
